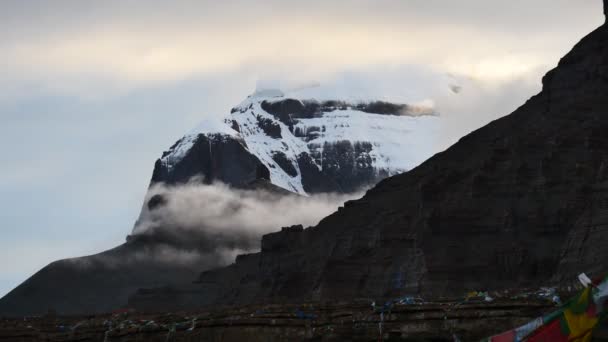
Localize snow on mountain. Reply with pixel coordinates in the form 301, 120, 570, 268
159, 88, 440, 195
160, 119, 239, 172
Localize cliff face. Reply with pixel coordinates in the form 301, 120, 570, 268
130, 14, 608, 309
151, 133, 270, 188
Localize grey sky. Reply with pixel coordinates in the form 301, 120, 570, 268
0, 1, 603, 298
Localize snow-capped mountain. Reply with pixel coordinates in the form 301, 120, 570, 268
152, 88, 439, 194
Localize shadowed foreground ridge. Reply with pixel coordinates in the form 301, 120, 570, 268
0, 300, 566, 341
130, 8, 608, 309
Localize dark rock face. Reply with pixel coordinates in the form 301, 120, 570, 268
230, 120, 240, 133
154, 125, 394, 195
256, 116, 282, 139
271, 152, 298, 177
147, 194, 166, 211
293, 125, 322, 141
130, 19, 608, 308
296, 153, 339, 194
261, 99, 307, 128
315, 141, 380, 193
260, 99, 432, 126
355, 101, 408, 115
151, 134, 269, 187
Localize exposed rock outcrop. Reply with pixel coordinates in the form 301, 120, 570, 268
151, 133, 270, 186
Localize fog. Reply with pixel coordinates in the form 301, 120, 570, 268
128, 181, 363, 265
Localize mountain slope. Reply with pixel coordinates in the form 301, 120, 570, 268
130, 7, 608, 309
0, 240, 202, 316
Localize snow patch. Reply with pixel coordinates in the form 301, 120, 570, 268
294, 109, 439, 173
231, 99, 310, 194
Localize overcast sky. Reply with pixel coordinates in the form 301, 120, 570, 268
0, 0, 603, 298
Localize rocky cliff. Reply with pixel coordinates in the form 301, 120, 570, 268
129, 6, 608, 310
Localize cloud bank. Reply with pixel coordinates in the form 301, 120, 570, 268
127, 182, 363, 267
0, 0, 601, 97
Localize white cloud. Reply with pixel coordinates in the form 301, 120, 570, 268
134, 182, 362, 237
0, 0, 602, 96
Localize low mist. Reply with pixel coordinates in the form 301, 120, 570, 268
128, 181, 363, 267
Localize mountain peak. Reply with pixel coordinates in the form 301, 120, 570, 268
153, 92, 440, 194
